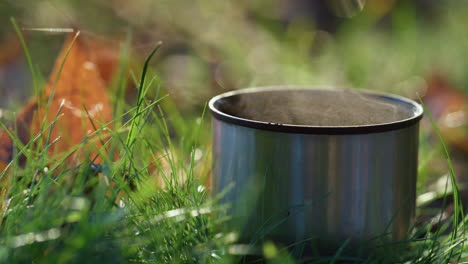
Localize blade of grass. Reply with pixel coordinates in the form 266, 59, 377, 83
418, 95, 465, 262
125, 41, 162, 149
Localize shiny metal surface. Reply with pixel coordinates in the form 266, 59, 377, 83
210, 87, 422, 250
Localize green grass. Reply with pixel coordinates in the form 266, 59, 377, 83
0, 25, 467, 264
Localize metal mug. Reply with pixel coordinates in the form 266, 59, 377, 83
209, 87, 423, 251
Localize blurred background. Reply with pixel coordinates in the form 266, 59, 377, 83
0, 0, 467, 209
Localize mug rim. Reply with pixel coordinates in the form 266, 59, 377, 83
209, 86, 424, 135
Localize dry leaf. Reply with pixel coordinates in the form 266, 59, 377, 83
0, 32, 114, 167
80, 34, 122, 86
424, 73, 468, 153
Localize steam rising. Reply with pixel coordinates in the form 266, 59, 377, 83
217, 89, 415, 126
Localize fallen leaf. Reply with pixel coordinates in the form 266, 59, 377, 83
80, 34, 122, 86
0, 32, 114, 167
423, 73, 468, 153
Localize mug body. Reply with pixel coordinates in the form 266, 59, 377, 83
210, 87, 423, 250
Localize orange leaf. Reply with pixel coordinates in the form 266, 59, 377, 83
423, 73, 468, 153
0, 32, 114, 166
81, 35, 121, 86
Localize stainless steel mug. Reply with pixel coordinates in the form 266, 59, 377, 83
209, 87, 423, 251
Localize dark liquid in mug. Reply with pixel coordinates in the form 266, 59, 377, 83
217, 89, 416, 126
